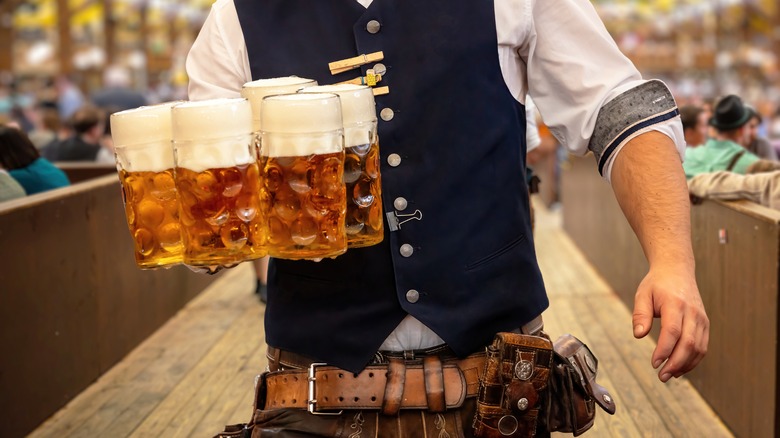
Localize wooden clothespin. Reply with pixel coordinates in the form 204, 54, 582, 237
338, 69, 382, 86
372, 86, 390, 96
329, 51, 384, 75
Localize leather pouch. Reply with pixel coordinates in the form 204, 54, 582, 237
545, 334, 616, 436
473, 332, 554, 437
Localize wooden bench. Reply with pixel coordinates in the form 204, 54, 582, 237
54, 161, 117, 184
0, 175, 217, 437
561, 154, 780, 437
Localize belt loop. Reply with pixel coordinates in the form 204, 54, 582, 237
423, 356, 446, 413
267, 346, 283, 372
521, 315, 545, 336
382, 357, 406, 416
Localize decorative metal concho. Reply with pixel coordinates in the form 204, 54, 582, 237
514, 360, 534, 381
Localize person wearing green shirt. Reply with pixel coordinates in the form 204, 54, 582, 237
684, 95, 780, 210
683, 95, 760, 179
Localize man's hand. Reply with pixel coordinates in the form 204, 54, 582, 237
632, 266, 709, 382
610, 130, 710, 382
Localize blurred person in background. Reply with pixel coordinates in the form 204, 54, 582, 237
27, 103, 62, 149
688, 169, 780, 211
684, 95, 779, 179
95, 111, 116, 164
55, 75, 85, 121
92, 65, 148, 113
743, 105, 778, 160
772, 106, 780, 138
685, 97, 780, 210
0, 164, 27, 202
46, 105, 105, 161
0, 81, 37, 133
0, 126, 70, 195
679, 104, 709, 148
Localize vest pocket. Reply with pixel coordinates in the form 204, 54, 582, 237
464, 234, 527, 271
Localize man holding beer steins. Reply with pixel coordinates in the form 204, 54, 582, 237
184, 0, 709, 436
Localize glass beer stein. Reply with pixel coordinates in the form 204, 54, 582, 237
300, 84, 383, 248
241, 76, 317, 134
111, 102, 184, 269
259, 93, 347, 260
171, 98, 266, 267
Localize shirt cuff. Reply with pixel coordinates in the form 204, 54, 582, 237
588, 80, 682, 179
600, 121, 684, 183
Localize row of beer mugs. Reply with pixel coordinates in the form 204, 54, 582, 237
111, 77, 383, 270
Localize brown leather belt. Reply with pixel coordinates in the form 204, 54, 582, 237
262, 316, 543, 415
263, 352, 486, 414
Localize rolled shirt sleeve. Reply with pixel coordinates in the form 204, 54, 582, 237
185, 0, 252, 100
518, 0, 685, 182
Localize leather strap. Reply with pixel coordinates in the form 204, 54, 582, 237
424, 356, 446, 412
382, 358, 405, 415
264, 354, 485, 412
726, 149, 746, 172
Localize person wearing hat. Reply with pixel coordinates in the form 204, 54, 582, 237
684, 96, 780, 210
683, 95, 763, 179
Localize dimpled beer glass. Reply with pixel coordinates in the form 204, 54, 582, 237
112, 102, 183, 269
171, 98, 266, 267
300, 84, 383, 248
241, 77, 317, 134
259, 93, 347, 259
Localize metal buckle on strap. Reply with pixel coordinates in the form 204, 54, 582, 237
307, 363, 344, 416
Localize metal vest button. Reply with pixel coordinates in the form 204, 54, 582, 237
366, 20, 381, 34
387, 153, 401, 167
380, 108, 395, 121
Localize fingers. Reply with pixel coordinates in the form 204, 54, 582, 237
669, 310, 709, 379
655, 301, 709, 382
632, 286, 654, 339
651, 304, 683, 378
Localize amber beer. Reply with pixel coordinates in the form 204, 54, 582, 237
259, 93, 347, 259
111, 102, 184, 269
300, 84, 383, 248
172, 98, 266, 266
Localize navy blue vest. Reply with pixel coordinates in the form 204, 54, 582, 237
235, 0, 548, 372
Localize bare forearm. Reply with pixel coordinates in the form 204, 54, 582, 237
609, 130, 708, 381
610, 131, 694, 275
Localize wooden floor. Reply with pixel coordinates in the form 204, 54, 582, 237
30, 201, 733, 437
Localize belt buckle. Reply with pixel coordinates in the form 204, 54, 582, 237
307, 363, 344, 416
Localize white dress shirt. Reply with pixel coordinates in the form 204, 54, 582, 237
186, 0, 685, 351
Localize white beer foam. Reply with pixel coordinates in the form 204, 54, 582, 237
242, 77, 317, 131
260, 94, 344, 157
174, 135, 255, 173
111, 102, 181, 172
172, 99, 255, 172
172, 98, 252, 141
300, 84, 377, 147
